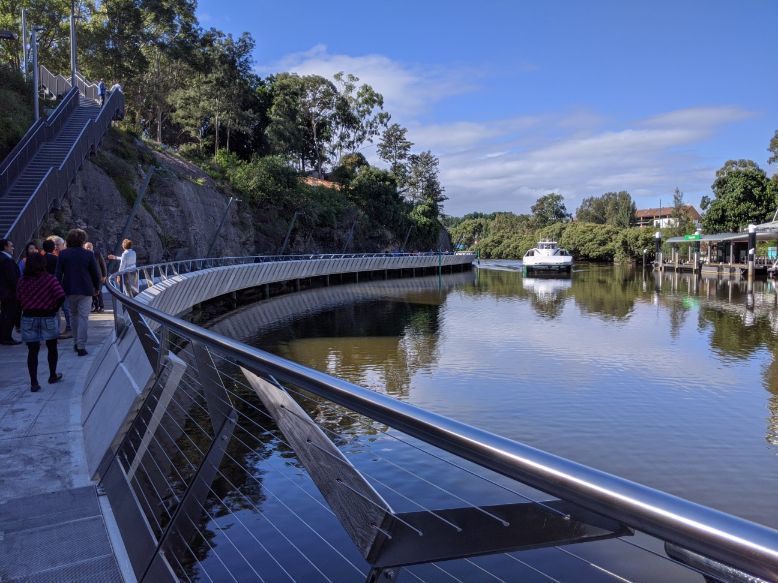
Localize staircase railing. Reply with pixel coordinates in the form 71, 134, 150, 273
39, 65, 100, 101
0, 86, 79, 194
2, 87, 125, 245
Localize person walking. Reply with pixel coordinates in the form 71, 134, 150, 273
17, 254, 65, 391
46, 236, 71, 337
108, 239, 137, 295
0, 239, 21, 345
55, 229, 100, 356
97, 79, 106, 106
85, 242, 107, 312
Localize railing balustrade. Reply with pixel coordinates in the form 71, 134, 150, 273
102, 254, 778, 582
1, 79, 124, 246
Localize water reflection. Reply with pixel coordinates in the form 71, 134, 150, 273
209, 272, 474, 401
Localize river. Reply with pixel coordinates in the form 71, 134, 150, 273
187, 262, 778, 581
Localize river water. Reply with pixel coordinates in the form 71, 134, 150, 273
189, 263, 778, 581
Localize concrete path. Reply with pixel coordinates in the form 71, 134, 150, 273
0, 310, 113, 502
0, 305, 126, 582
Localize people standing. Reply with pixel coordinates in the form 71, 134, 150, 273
108, 239, 137, 295
55, 229, 100, 356
85, 242, 107, 313
17, 254, 65, 391
97, 79, 106, 106
0, 239, 21, 345
46, 236, 71, 338
17, 241, 40, 274
42, 239, 58, 274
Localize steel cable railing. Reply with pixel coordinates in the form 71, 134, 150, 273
103, 255, 778, 582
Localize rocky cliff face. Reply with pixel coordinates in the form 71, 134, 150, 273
42, 136, 256, 263
40, 130, 450, 263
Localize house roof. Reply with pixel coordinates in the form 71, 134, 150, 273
634, 205, 701, 220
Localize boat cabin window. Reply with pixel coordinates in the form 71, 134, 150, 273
525, 250, 534, 256
539, 242, 556, 250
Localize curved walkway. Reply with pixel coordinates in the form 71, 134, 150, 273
0, 306, 126, 582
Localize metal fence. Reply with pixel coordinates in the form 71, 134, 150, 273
0, 85, 79, 195
1, 82, 124, 245
103, 254, 778, 582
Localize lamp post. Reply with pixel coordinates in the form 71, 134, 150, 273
654, 231, 662, 271
20, 9, 28, 79
69, 0, 77, 88
747, 224, 756, 283
31, 27, 42, 121
642, 248, 647, 269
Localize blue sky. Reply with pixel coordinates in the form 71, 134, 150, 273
196, 0, 778, 216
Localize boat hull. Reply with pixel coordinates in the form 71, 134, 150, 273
524, 262, 573, 274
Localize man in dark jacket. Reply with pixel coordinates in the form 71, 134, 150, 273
42, 239, 58, 274
55, 229, 100, 356
0, 239, 21, 345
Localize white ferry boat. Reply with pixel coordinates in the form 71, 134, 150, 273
522, 241, 573, 273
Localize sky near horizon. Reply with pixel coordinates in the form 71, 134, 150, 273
196, 0, 778, 217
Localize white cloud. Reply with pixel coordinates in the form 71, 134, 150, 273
258, 44, 479, 119
260, 46, 754, 217
423, 106, 755, 215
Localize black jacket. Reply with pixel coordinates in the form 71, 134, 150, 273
55, 247, 100, 296
0, 252, 19, 300
44, 253, 58, 275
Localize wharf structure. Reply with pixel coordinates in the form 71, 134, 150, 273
657, 220, 778, 279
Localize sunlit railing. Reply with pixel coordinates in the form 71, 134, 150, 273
103, 254, 778, 582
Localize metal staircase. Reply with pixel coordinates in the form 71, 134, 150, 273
0, 66, 124, 251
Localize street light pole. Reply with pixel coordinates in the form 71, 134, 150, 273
20, 9, 27, 80
70, 0, 77, 88
31, 27, 39, 121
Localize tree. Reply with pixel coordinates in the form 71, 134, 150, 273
331, 72, 389, 161
406, 151, 446, 210
377, 123, 413, 184
531, 193, 570, 227
701, 160, 772, 233
769, 130, 778, 166
266, 73, 337, 175
670, 187, 694, 236
575, 191, 635, 227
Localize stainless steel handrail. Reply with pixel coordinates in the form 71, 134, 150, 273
107, 255, 778, 581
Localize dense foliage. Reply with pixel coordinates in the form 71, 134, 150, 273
701, 160, 776, 233
0, 67, 33, 160
449, 194, 670, 262
0, 1, 448, 251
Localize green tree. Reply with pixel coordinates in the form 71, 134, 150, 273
670, 187, 694, 236
531, 193, 570, 227
701, 160, 771, 233
406, 151, 446, 210
769, 129, 778, 166
377, 123, 413, 184
575, 191, 635, 228
349, 166, 408, 237
331, 72, 389, 161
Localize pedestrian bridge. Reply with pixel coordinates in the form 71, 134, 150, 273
82, 253, 778, 582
